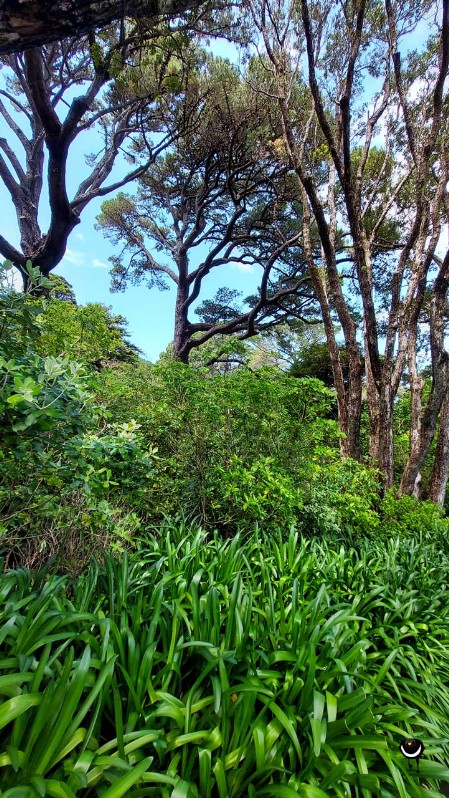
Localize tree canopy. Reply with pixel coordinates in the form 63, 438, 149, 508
98, 56, 318, 361
0, 21, 206, 285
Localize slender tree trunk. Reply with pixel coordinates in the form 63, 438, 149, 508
365, 348, 380, 465
429, 394, 449, 506
301, 189, 355, 457
399, 325, 424, 494
399, 257, 449, 496
378, 382, 394, 488
173, 251, 191, 363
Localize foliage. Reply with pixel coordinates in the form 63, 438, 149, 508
97, 55, 316, 362
291, 342, 350, 389
245, 323, 328, 371
207, 451, 382, 538
101, 352, 449, 537
299, 455, 382, 538
0, 261, 49, 356
36, 298, 140, 367
1, 526, 449, 795
0, 263, 155, 568
0, 410, 157, 570
0, 264, 90, 440
97, 360, 342, 528
209, 455, 303, 533
380, 490, 449, 539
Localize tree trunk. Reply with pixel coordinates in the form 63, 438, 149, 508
173, 268, 190, 363
378, 385, 394, 488
428, 394, 449, 506
0, 0, 203, 54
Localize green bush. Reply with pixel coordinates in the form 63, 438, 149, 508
299, 455, 382, 538
0, 263, 156, 569
97, 360, 341, 529
208, 454, 303, 533
0, 414, 157, 570
380, 489, 449, 538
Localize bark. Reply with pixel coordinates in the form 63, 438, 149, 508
429, 394, 449, 506
399, 252, 449, 496
275, 89, 362, 458
301, 189, 351, 458
173, 250, 190, 363
0, 0, 204, 54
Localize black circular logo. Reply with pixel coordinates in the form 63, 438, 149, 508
399, 739, 424, 759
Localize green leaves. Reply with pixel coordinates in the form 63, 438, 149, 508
0, 694, 41, 731
1, 527, 449, 795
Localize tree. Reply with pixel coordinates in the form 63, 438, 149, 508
0, 20, 200, 286
36, 298, 141, 366
246, 0, 449, 501
291, 342, 350, 389
228, 321, 327, 371
0, 0, 206, 55
98, 58, 317, 362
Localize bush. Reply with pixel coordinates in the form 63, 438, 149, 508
298, 454, 382, 538
208, 454, 303, 533
97, 360, 341, 528
0, 263, 156, 570
380, 489, 449, 538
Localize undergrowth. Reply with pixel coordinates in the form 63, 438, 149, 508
1, 525, 449, 796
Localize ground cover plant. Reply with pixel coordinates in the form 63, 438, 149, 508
1, 524, 449, 797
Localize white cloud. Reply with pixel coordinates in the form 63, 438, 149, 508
63, 248, 85, 266
76, 232, 85, 241
92, 258, 108, 269
230, 261, 255, 274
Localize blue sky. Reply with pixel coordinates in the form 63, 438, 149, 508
0, 36, 255, 363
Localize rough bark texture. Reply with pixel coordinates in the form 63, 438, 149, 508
428, 394, 449, 506
0, 0, 202, 54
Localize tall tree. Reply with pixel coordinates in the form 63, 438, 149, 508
98, 58, 317, 362
246, 0, 449, 501
0, 0, 206, 54
0, 20, 200, 286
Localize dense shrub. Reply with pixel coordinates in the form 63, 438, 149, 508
98, 361, 347, 530
3, 259, 449, 562
97, 359, 449, 539
0, 264, 156, 569
380, 489, 449, 538
208, 454, 304, 533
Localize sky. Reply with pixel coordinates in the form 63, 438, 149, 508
0, 36, 254, 363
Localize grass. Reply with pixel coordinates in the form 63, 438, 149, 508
1, 523, 449, 796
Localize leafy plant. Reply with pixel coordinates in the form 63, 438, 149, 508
1, 526, 449, 795
0, 263, 155, 569
209, 454, 303, 533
